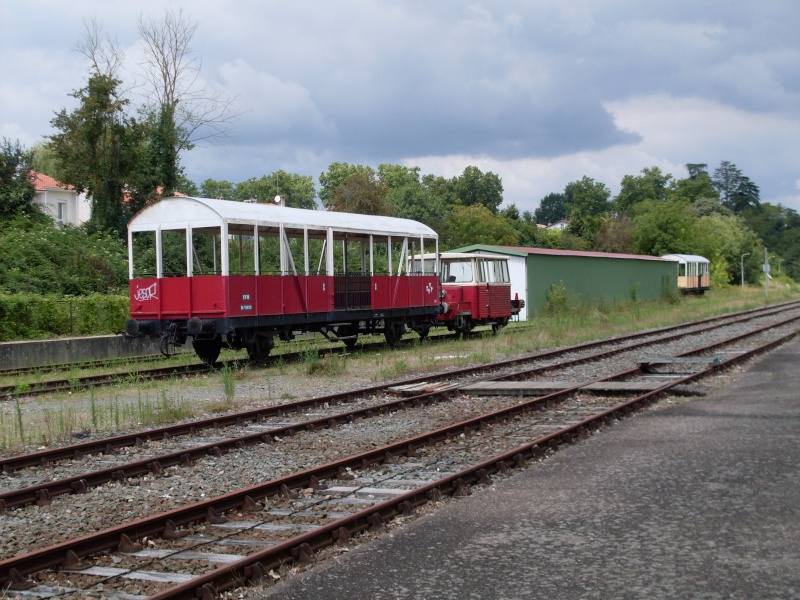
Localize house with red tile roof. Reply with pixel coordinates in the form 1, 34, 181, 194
30, 171, 90, 226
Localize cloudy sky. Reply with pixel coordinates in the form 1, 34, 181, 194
2, 1, 799, 214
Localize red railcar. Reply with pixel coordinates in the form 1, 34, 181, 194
432, 253, 522, 334
126, 197, 440, 363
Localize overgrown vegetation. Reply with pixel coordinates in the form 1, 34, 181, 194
0, 216, 127, 296
0, 293, 128, 340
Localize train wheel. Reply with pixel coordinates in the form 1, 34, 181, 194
247, 335, 273, 363
193, 336, 222, 365
384, 321, 405, 348
413, 325, 430, 341
336, 324, 359, 350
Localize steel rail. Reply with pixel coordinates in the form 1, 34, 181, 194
146, 323, 800, 600
1, 318, 797, 592
2, 300, 796, 474
2, 308, 797, 515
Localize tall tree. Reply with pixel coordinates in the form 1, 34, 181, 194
534, 192, 569, 225
440, 204, 519, 249
565, 176, 611, 242
49, 73, 144, 234
234, 171, 316, 209
318, 163, 374, 209
136, 9, 240, 196
614, 166, 672, 214
0, 138, 40, 219
685, 163, 708, 179
452, 166, 504, 213
200, 179, 235, 200
329, 171, 394, 216
712, 161, 760, 212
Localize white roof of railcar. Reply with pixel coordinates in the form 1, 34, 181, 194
661, 254, 710, 264
128, 197, 437, 239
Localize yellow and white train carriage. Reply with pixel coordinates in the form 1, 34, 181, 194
662, 254, 710, 295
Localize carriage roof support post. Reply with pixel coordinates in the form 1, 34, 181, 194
387, 236, 392, 275
326, 227, 334, 276
253, 224, 260, 276
186, 224, 193, 277
303, 227, 309, 276
156, 225, 163, 279
280, 224, 288, 275
369, 234, 374, 275
127, 229, 134, 279
221, 222, 229, 276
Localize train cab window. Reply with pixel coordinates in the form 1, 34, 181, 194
487, 259, 510, 283
441, 259, 474, 283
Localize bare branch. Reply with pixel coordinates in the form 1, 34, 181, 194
75, 18, 124, 79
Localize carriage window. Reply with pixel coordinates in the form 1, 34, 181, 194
228, 234, 256, 275
131, 231, 157, 278
442, 260, 474, 283
161, 229, 188, 277
191, 230, 221, 275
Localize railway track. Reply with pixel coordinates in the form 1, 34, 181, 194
0, 326, 487, 402
1, 303, 799, 597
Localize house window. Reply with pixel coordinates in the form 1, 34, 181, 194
57, 203, 66, 224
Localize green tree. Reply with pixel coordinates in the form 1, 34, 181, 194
452, 166, 504, 213
614, 167, 672, 214
565, 176, 610, 243
318, 163, 374, 209
49, 73, 144, 234
633, 198, 695, 256
689, 213, 762, 285
534, 192, 569, 225
593, 215, 637, 254
234, 171, 316, 209
200, 178, 235, 200
669, 171, 718, 204
30, 141, 60, 177
712, 161, 760, 212
440, 204, 519, 249
0, 139, 41, 219
330, 171, 394, 216
136, 9, 240, 195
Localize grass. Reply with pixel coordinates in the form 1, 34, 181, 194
1, 283, 797, 453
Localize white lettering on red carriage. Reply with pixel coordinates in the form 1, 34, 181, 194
425, 283, 433, 294
240, 304, 253, 311
134, 282, 158, 302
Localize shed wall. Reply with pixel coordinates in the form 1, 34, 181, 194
526, 254, 676, 312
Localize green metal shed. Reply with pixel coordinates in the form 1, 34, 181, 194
449, 245, 678, 318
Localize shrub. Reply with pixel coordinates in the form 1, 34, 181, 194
0, 293, 128, 340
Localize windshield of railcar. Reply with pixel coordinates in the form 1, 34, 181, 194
441, 259, 474, 283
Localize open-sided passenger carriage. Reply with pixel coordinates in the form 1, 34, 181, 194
125, 197, 440, 363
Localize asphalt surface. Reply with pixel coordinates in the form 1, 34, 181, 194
258, 339, 800, 600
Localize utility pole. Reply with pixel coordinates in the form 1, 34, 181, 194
740, 253, 750, 287
763, 247, 770, 302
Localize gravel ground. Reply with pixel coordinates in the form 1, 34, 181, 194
1, 311, 797, 565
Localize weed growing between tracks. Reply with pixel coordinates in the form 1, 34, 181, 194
0, 284, 798, 455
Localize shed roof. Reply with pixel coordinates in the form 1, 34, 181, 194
128, 197, 437, 238
449, 244, 667, 262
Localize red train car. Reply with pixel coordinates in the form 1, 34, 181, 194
432, 252, 522, 334
125, 197, 440, 362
